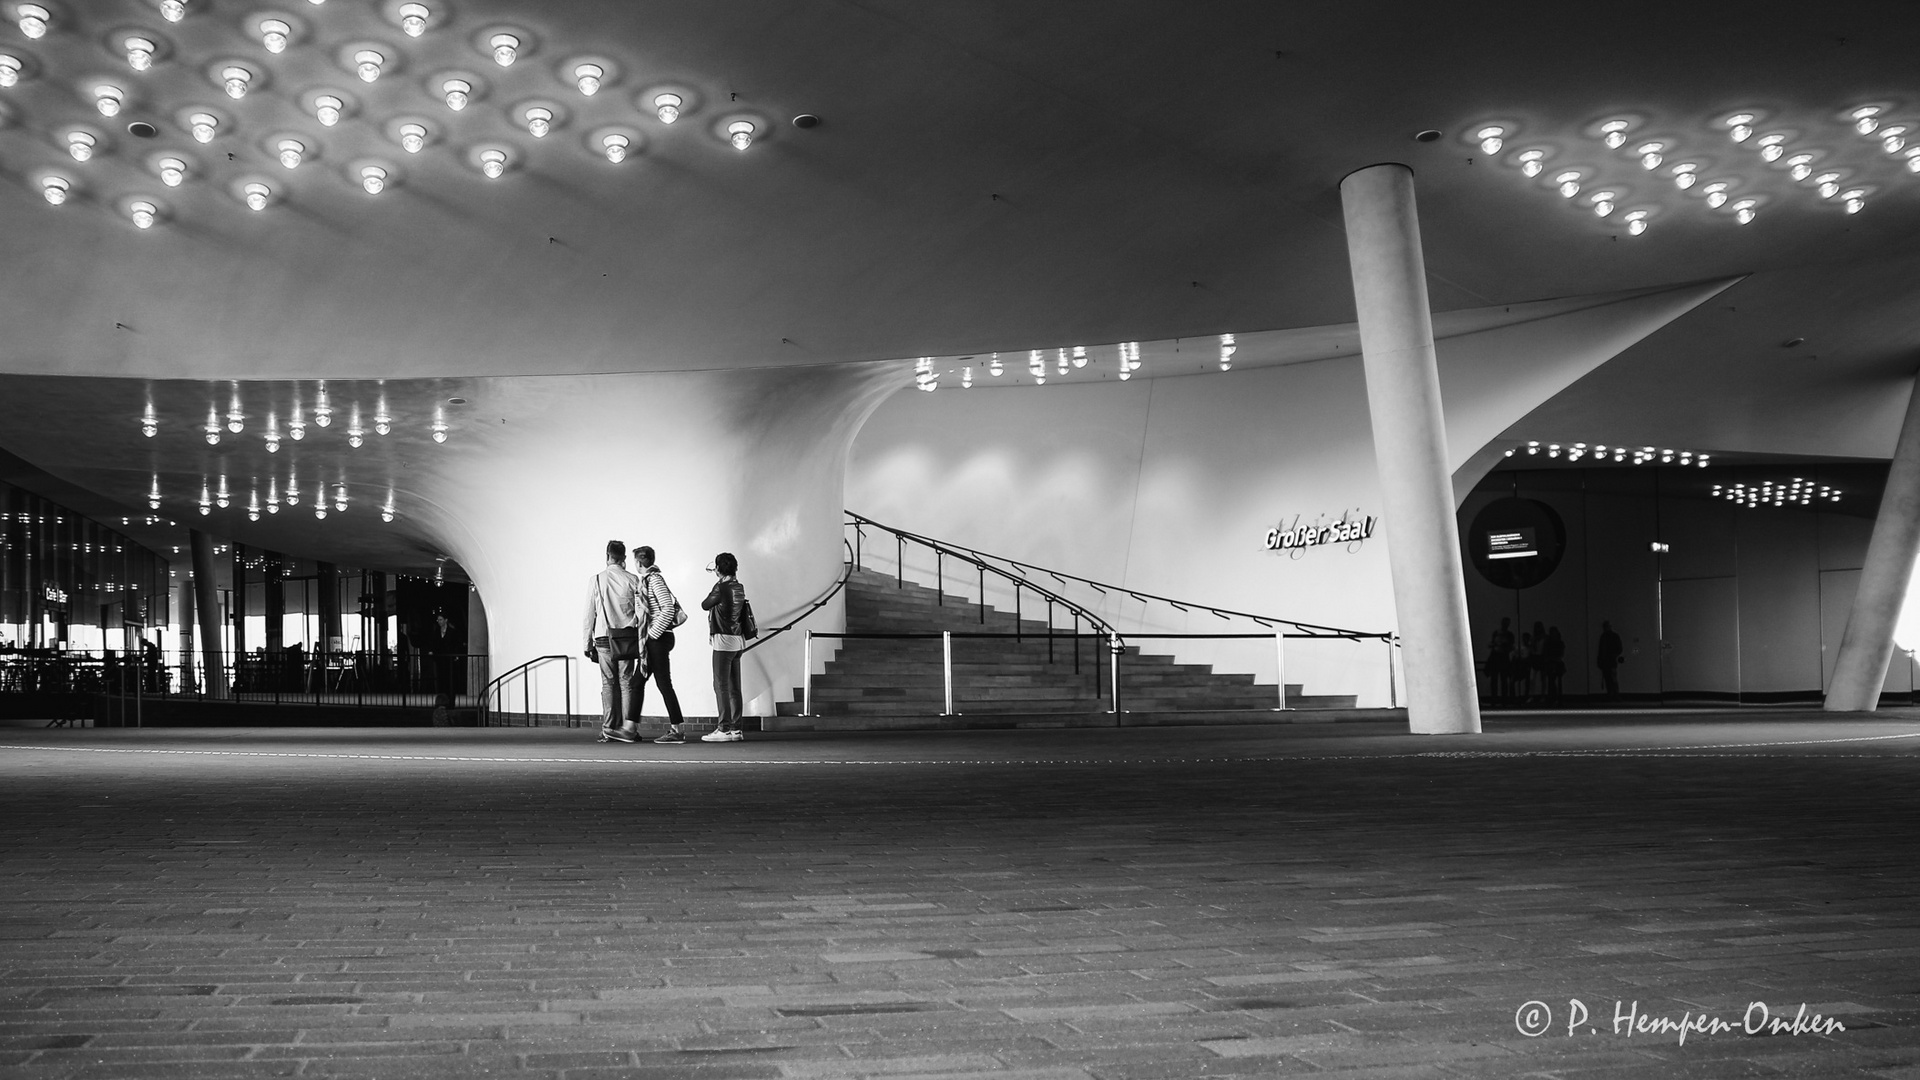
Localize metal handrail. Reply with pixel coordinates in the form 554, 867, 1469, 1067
846, 510, 1390, 640
741, 539, 858, 655
481, 653, 573, 726
845, 512, 1122, 647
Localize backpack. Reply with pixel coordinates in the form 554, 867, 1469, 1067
739, 597, 758, 640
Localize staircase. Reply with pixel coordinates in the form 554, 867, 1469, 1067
767, 569, 1357, 731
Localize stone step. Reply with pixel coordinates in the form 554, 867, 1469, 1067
817, 566, 1343, 725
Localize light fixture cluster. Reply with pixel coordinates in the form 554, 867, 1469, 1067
3, 3, 770, 228
1506, 441, 1711, 467
914, 339, 1154, 391
180, 469, 387, 523
1475, 100, 1920, 233
156, 383, 432, 447
1712, 479, 1841, 508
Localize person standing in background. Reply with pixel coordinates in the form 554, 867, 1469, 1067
1486, 617, 1514, 703
702, 552, 747, 742
1597, 620, 1624, 698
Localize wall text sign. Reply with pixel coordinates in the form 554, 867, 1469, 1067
1265, 511, 1377, 557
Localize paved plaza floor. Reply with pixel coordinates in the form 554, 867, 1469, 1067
3, 711, 1920, 1079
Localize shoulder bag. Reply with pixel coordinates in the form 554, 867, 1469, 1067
595, 573, 643, 661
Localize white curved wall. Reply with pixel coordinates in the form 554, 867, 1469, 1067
423, 364, 900, 720
847, 285, 1729, 705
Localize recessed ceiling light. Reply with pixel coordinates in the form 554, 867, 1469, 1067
1413, 129, 1441, 143
16, 4, 49, 39
127, 121, 158, 138
793, 113, 821, 129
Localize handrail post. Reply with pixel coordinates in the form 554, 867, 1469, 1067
803, 631, 815, 717
1276, 632, 1288, 711
1109, 632, 1122, 719
942, 630, 955, 716
855, 523, 863, 570
896, 536, 903, 589
978, 565, 985, 624
1094, 626, 1102, 701
936, 550, 943, 607
1073, 612, 1080, 675
1014, 583, 1022, 642
1047, 599, 1055, 664
1387, 635, 1398, 709
565, 655, 572, 726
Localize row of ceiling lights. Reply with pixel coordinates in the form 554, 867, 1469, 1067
1712, 479, 1842, 507
911, 334, 1248, 391
2, 1, 766, 225
1506, 441, 1713, 466
143, 387, 452, 447
1472, 102, 1915, 231
169, 471, 398, 523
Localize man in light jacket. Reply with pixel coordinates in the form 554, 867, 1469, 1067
583, 540, 648, 743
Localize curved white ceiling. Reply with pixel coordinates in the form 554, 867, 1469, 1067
3, 1, 1920, 382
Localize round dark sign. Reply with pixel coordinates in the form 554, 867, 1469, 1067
1467, 497, 1566, 590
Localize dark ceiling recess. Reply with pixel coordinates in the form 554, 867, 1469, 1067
1414, 129, 1442, 143
126, 122, 158, 138
1783, 338, 1806, 348
792, 114, 821, 129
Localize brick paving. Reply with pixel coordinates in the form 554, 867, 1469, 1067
2, 712, 1919, 1078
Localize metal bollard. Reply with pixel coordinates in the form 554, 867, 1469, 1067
1276, 632, 1288, 711
942, 631, 955, 716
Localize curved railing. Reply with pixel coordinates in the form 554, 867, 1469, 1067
742, 539, 859, 655
845, 513, 1122, 646
481, 653, 575, 727
846, 511, 1389, 641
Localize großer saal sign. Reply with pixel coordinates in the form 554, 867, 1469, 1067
1265, 511, 1377, 557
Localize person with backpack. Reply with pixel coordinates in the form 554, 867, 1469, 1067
701, 552, 752, 742
632, 545, 689, 744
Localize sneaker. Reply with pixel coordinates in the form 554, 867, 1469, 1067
700, 728, 731, 742
653, 730, 686, 744
606, 728, 638, 743
725, 729, 745, 741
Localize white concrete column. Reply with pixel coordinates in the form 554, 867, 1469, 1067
1340, 163, 1481, 735
1825, 379, 1920, 712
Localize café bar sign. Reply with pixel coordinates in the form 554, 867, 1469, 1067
1265, 510, 1377, 557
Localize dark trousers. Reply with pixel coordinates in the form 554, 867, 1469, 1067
636, 632, 684, 724
712, 648, 743, 731
1600, 664, 1620, 696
